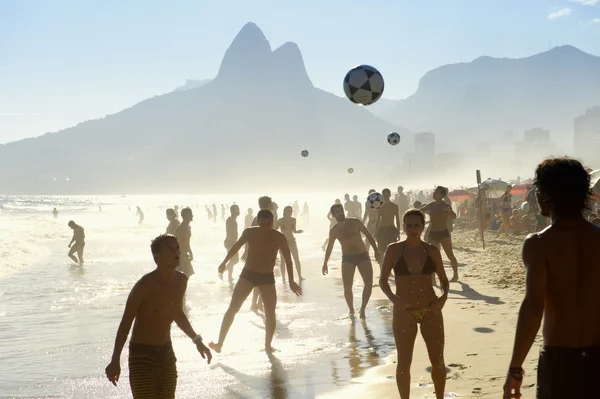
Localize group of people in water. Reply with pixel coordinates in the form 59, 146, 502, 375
98, 157, 599, 399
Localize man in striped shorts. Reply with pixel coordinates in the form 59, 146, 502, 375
105, 234, 212, 398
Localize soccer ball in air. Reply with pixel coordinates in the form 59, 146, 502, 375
343, 65, 384, 106
301, 150, 309, 157
347, 167, 354, 174
387, 132, 401, 145
367, 192, 385, 209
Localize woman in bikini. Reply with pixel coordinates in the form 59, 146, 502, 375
496, 185, 513, 237
379, 209, 449, 399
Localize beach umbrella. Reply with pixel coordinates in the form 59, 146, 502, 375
466, 179, 509, 198
510, 183, 533, 195
448, 189, 474, 202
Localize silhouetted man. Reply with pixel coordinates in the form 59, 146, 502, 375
165, 208, 180, 236
175, 208, 194, 277
68, 221, 85, 265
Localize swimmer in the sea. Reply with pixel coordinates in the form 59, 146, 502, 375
380, 209, 449, 399
68, 221, 85, 265
210, 210, 302, 353
420, 186, 459, 282
222, 205, 240, 282
277, 206, 304, 281
323, 203, 380, 320
175, 207, 195, 277
504, 157, 600, 399
105, 234, 211, 398
374, 188, 400, 264
165, 208, 180, 236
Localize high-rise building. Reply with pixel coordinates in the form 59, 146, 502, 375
574, 107, 600, 168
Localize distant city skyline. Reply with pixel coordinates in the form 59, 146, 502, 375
2, 0, 600, 143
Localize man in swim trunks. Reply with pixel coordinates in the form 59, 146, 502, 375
210, 210, 302, 353
503, 157, 600, 399
165, 208, 180, 236
221, 204, 240, 282
362, 189, 379, 254
420, 186, 459, 282
394, 186, 410, 232
68, 220, 85, 265
323, 203, 380, 320
374, 188, 400, 260
175, 208, 195, 277
105, 234, 212, 398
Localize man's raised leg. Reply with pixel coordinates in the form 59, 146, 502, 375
341, 263, 357, 318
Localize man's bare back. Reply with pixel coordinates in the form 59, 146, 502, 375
243, 227, 287, 274
331, 218, 369, 255
130, 271, 187, 346
532, 220, 600, 346
377, 202, 399, 227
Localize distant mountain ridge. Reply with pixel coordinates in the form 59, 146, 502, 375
383, 45, 600, 150
0, 22, 410, 194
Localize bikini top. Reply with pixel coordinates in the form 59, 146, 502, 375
394, 243, 436, 275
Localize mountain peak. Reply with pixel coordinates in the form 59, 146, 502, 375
216, 22, 272, 81
542, 45, 594, 59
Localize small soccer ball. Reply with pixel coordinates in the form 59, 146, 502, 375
387, 132, 400, 145
347, 167, 354, 174
367, 192, 385, 209
301, 150, 309, 157
343, 65, 384, 106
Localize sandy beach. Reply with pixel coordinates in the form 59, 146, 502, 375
321, 229, 542, 399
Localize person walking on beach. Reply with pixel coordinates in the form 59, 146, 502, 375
165, 208, 180, 236
420, 186, 459, 282
374, 188, 401, 261
67, 221, 85, 265
175, 207, 194, 277
209, 209, 302, 354
503, 158, 600, 399
222, 204, 240, 282
277, 205, 304, 281
362, 189, 378, 254
322, 203, 380, 320
496, 185, 513, 237
379, 209, 449, 399
105, 234, 212, 398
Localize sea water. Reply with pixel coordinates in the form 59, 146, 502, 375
0, 194, 395, 398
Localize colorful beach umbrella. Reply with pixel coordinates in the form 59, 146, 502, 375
448, 189, 474, 202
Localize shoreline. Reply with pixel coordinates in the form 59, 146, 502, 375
320, 229, 540, 399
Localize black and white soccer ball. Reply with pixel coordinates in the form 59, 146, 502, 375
367, 192, 385, 209
387, 132, 401, 145
343, 65, 384, 106
347, 167, 354, 174
301, 149, 309, 157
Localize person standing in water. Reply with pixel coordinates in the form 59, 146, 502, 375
420, 186, 459, 282
323, 203, 380, 320
165, 208, 180, 236
175, 208, 194, 277
379, 209, 449, 399
68, 221, 85, 265
301, 202, 309, 222
374, 188, 401, 260
322, 199, 342, 251
222, 205, 240, 282
503, 158, 600, 399
212, 204, 217, 222
221, 204, 226, 222
292, 200, 300, 217
52, 208, 58, 218
363, 189, 379, 254
244, 208, 254, 229
394, 186, 410, 232
136, 206, 144, 224
105, 234, 212, 398
277, 206, 304, 281
210, 210, 303, 353
352, 195, 362, 220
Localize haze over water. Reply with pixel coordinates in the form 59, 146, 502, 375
0, 194, 396, 398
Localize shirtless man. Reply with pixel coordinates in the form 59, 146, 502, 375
343, 194, 353, 217
175, 208, 195, 277
504, 158, 600, 399
278, 206, 304, 281
302, 202, 309, 222
394, 186, 410, 232
105, 234, 212, 398
420, 186, 458, 282
165, 208, 180, 236
352, 195, 362, 220
362, 189, 378, 254
374, 189, 400, 260
68, 221, 85, 265
222, 205, 240, 282
136, 206, 144, 224
53, 208, 58, 218
293, 200, 300, 217
322, 199, 342, 251
323, 204, 380, 320
244, 208, 254, 229
248, 196, 276, 312
210, 210, 302, 353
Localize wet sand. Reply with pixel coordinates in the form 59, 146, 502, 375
321, 230, 541, 398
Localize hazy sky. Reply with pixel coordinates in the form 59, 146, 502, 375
1, 0, 600, 144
